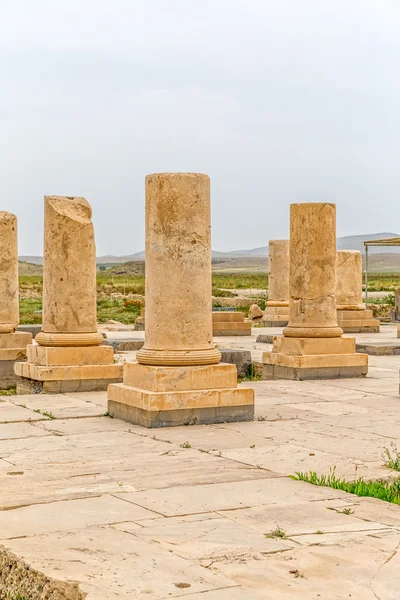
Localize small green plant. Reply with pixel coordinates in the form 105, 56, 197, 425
265, 525, 287, 539
8, 593, 29, 600
239, 364, 262, 382
0, 387, 17, 396
382, 442, 400, 472
315, 530, 324, 535
42, 411, 54, 419
291, 468, 400, 505
381, 293, 395, 306
250, 444, 256, 448
341, 507, 355, 515
180, 441, 192, 449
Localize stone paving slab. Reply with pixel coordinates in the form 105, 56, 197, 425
10, 393, 105, 418
1, 346, 400, 598
0, 399, 47, 423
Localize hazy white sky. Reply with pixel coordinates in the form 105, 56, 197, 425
1, 0, 400, 255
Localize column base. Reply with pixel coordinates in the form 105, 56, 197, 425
212, 312, 251, 336
107, 362, 254, 428
261, 306, 289, 327
14, 344, 123, 395
262, 336, 368, 380
337, 309, 380, 333
0, 332, 32, 389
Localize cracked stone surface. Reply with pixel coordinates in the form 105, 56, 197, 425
1, 326, 400, 598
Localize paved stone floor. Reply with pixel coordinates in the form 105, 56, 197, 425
1, 327, 400, 598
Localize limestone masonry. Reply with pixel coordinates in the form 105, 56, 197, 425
336, 250, 380, 333
108, 173, 254, 426
262, 239, 289, 327
0, 212, 32, 388
262, 203, 368, 380
15, 196, 122, 393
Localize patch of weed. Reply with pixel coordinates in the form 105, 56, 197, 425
0, 387, 17, 396
265, 525, 287, 539
382, 442, 400, 472
291, 468, 400, 505
180, 442, 192, 449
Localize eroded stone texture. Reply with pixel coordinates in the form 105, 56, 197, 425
137, 173, 220, 366
0, 546, 85, 600
109, 173, 254, 426
0, 212, 19, 333
266, 240, 289, 306
284, 203, 342, 338
336, 250, 380, 333
263, 203, 368, 379
263, 239, 289, 326
15, 197, 121, 393
36, 196, 103, 347
336, 250, 364, 310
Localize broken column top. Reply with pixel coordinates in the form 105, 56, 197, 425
36, 196, 103, 347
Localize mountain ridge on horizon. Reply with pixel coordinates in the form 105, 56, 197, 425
19, 232, 400, 265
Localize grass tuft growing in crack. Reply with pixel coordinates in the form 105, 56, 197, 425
291, 469, 400, 505
382, 442, 400, 472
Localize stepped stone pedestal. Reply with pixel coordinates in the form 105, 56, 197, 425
108, 173, 254, 427
0, 212, 32, 389
262, 239, 289, 327
262, 203, 368, 380
15, 196, 122, 394
212, 311, 251, 336
336, 250, 380, 333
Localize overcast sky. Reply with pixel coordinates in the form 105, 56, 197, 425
1, 0, 399, 255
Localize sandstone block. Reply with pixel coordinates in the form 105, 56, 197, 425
27, 344, 115, 366
123, 362, 238, 392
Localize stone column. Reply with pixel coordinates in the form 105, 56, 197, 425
108, 173, 254, 427
36, 196, 103, 347
262, 203, 368, 380
336, 250, 380, 333
263, 239, 290, 326
137, 173, 221, 366
0, 212, 19, 333
336, 251, 364, 310
266, 240, 289, 307
15, 196, 122, 394
0, 212, 32, 389
284, 203, 343, 338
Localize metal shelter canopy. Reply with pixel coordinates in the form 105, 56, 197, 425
364, 237, 400, 305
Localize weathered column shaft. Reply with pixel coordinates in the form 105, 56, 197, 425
0, 212, 19, 333
36, 196, 103, 347
336, 250, 364, 310
284, 203, 342, 338
267, 240, 289, 306
137, 173, 221, 366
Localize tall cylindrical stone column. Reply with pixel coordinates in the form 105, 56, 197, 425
336, 250, 364, 310
0, 212, 19, 333
137, 173, 221, 366
266, 240, 289, 307
284, 203, 343, 338
36, 196, 103, 347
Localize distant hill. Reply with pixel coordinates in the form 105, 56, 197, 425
19, 232, 400, 266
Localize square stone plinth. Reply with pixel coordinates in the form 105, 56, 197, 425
262, 336, 368, 380
212, 312, 251, 336
107, 362, 255, 427
0, 332, 32, 389
261, 306, 289, 327
14, 344, 123, 394
337, 309, 380, 333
